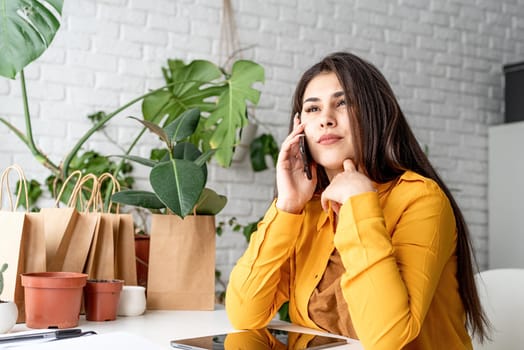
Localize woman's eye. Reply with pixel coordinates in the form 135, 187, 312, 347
304, 106, 319, 113
336, 99, 346, 107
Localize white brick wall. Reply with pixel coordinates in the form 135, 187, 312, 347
1, 0, 524, 289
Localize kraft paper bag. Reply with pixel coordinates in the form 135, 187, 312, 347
87, 212, 137, 283
85, 173, 137, 283
43, 172, 99, 273
85, 212, 116, 280
0, 165, 46, 322
147, 214, 216, 310
114, 213, 138, 285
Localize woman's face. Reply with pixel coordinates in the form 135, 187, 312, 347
300, 71, 355, 179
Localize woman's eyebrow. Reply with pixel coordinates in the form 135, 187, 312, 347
303, 91, 345, 104
303, 97, 320, 104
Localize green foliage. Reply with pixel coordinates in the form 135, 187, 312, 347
111, 109, 227, 218
0, 0, 64, 79
142, 59, 265, 168
16, 179, 42, 212
142, 60, 222, 124
149, 149, 168, 162
0, 0, 269, 223
278, 301, 291, 322
250, 133, 279, 172
216, 217, 259, 243
43, 151, 134, 211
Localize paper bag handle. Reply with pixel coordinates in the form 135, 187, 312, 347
0, 164, 29, 212
96, 173, 121, 213
53, 170, 83, 207
68, 173, 98, 212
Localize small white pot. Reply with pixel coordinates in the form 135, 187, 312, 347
117, 286, 146, 317
0, 301, 18, 333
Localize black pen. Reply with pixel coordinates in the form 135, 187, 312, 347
0, 329, 96, 344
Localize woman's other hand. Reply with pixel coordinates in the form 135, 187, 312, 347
321, 159, 376, 213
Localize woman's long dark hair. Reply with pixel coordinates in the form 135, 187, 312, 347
290, 52, 489, 341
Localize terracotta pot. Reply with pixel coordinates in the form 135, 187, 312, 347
0, 301, 18, 333
135, 234, 150, 288
84, 279, 124, 321
21, 272, 87, 329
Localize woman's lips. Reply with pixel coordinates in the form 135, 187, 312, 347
318, 134, 342, 145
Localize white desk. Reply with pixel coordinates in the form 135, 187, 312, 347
5, 309, 362, 349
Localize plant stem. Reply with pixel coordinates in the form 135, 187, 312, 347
62, 85, 172, 177
20, 70, 61, 174
102, 127, 147, 211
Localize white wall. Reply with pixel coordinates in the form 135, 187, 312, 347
1, 0, 523, 288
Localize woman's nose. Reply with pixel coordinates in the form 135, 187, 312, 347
319, 108, 337, 128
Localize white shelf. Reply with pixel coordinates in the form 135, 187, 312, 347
488, 121, 524, 268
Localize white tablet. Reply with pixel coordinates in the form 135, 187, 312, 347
170, 328, 349, 350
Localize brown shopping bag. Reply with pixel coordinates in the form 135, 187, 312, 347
0, 165, 46, 322
84, 173, 137, 284
146, 214, 215, 310
114, 212, 137, 285
85, 210, 116, 280
42, 172, 99, 273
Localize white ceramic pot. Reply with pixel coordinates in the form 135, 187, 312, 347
0, 301, 18, 333
117, 286, 146, 317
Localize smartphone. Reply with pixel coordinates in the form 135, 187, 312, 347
299, 135, 312, 180
297, 112, 312, 180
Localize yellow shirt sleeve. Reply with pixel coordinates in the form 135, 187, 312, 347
225, 201, 304, 329
335, 179, 457, 349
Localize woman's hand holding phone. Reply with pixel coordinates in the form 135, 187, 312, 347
275, 113, 316, 214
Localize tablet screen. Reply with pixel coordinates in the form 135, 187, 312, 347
170, 328, 348, 350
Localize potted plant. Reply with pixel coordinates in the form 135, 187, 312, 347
0, 263, 18, 334
110, 108, 235, 310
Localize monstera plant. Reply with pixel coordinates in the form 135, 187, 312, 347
0, 0, 64, 173
0, 0, 266, 212
0, 0, 63, 79
141, 58, 265, 168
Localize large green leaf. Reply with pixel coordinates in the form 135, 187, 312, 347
205, 60, 265, 167
142, 60, 222, 125
194, 188, 227, 215
150, 159, 205, 217
0, 0, 64, 79
172, 142, 208, 179
139, 90, 172, 124
141, 59, 265, 169
111, 190, 166, 210
172, 142, 201, 160
164, 108, 200, 143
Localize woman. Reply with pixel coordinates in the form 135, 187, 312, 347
225, 52, 489, 349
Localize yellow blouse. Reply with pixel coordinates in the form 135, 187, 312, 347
225, 171, 473, 350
